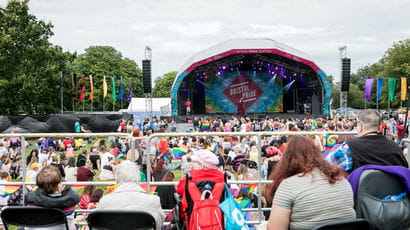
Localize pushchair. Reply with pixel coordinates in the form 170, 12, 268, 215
165, 169, 226, 230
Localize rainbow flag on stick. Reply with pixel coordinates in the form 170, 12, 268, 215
242, 184, 257, 194
172, 147, 188, 159
106, 184, 118, 194
70, 184, 87, 192
2, 185, 21, 197
140, 183, 157, 195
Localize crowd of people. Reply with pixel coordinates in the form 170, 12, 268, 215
0, 109, 408, 229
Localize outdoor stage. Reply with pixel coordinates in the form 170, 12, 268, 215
170, 39, 331, 117
162, 112, 329, 123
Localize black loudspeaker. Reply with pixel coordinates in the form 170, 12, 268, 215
142, 60, 152, 94
341, 58, 351, 92
312, 95, 321, 114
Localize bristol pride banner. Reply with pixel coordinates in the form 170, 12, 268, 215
204, 71, 283, 113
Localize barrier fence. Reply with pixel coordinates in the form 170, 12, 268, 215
0, 130, 358, 227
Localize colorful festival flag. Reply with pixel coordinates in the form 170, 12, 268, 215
79, 75, 86, 100
402, 77, 407, 101
117, 76, 123, 100
103, 76, 108, 98
139, 183, 158, 195
172, 147, 188, 159
388, 78, 396, 102
70, 184, 87, 192
111, 77, 116, 101
105, 184, 118, 194
241, 184, 257, 194
89, 74, 94, 100
364, 79, 375, 100
377, 78, 384, 101
2, 185, 21, 197
126, 79, 132, 101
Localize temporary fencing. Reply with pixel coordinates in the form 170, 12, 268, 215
0, 130, 357, 226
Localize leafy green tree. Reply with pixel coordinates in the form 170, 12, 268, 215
0, 0, 74, 115
152, 71, 177, 97
71, 46, 143, 111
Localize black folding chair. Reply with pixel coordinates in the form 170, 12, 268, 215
0, 206, 69, 230
87, 210, 156, 230
311, 218, 370, 230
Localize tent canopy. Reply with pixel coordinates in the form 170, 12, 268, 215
335, 107, 358, 112
121, 98, 171, 113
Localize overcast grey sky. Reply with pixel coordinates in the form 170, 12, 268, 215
15, 0, 410, 82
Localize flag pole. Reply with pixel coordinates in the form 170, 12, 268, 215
60, 71, 64, 114
376, 79, 379, 111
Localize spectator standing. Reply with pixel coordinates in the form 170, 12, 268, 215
325, 109, 408, 172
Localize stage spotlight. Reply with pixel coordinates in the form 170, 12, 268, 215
284, 80, 296, 93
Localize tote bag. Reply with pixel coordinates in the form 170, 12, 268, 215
219, 184, 249, 230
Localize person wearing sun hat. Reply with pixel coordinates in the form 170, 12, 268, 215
26, 162, 41, 182
176, 149, 225, 196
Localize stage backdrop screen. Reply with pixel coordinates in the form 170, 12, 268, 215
204, 71, 283, 113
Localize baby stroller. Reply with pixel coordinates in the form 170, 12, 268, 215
166, 169, 226, 230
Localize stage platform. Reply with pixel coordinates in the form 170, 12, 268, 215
161, 112, 328, 123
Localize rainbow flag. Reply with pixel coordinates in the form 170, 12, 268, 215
70, 184, 87, 192
106, 184, 118, 194
172, 147, 187, 159
140, 183, 157, 195
201, 122, 210, 131
2, 185, 21, 197
242, 184, 257, 194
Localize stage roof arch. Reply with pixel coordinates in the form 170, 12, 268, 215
171, 38, 331, 116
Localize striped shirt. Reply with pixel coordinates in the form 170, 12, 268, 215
273, 169, 356, 230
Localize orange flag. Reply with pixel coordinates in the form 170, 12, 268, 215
401, 77, 407, 101
89, 74, 94, 100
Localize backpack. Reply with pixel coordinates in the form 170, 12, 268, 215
187, 182, 224, 230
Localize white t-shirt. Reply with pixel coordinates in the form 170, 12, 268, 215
100, 152, 114, 168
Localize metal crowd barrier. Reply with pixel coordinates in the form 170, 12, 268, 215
0, 130, 357, 226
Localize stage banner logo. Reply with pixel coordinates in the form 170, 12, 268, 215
205, 71, 283, 113
223, 73, 263, 111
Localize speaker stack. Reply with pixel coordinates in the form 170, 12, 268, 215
142, 60, 152, 94
341, 58, 351, 92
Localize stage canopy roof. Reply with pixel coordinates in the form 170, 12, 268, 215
171, 38, 330, 116
177, 39, 312, 74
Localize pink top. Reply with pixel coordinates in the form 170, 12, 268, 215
185, 100, 191, 108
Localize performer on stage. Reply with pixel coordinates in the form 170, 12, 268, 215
185, 98, 191, 116
237, 97, 245, 116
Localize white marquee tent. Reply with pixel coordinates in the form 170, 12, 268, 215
120, 97, 171, 116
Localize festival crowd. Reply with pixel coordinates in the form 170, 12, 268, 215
0, 109, 408, 229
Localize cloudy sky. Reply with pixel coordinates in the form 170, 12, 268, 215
18, 0, 410, 82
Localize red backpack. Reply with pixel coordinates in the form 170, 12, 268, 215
187, 182, 225, 230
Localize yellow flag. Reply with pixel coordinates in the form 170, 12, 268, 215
89, 75, 94, 100
401, 77, 407, 101
103, 76, 108, 98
